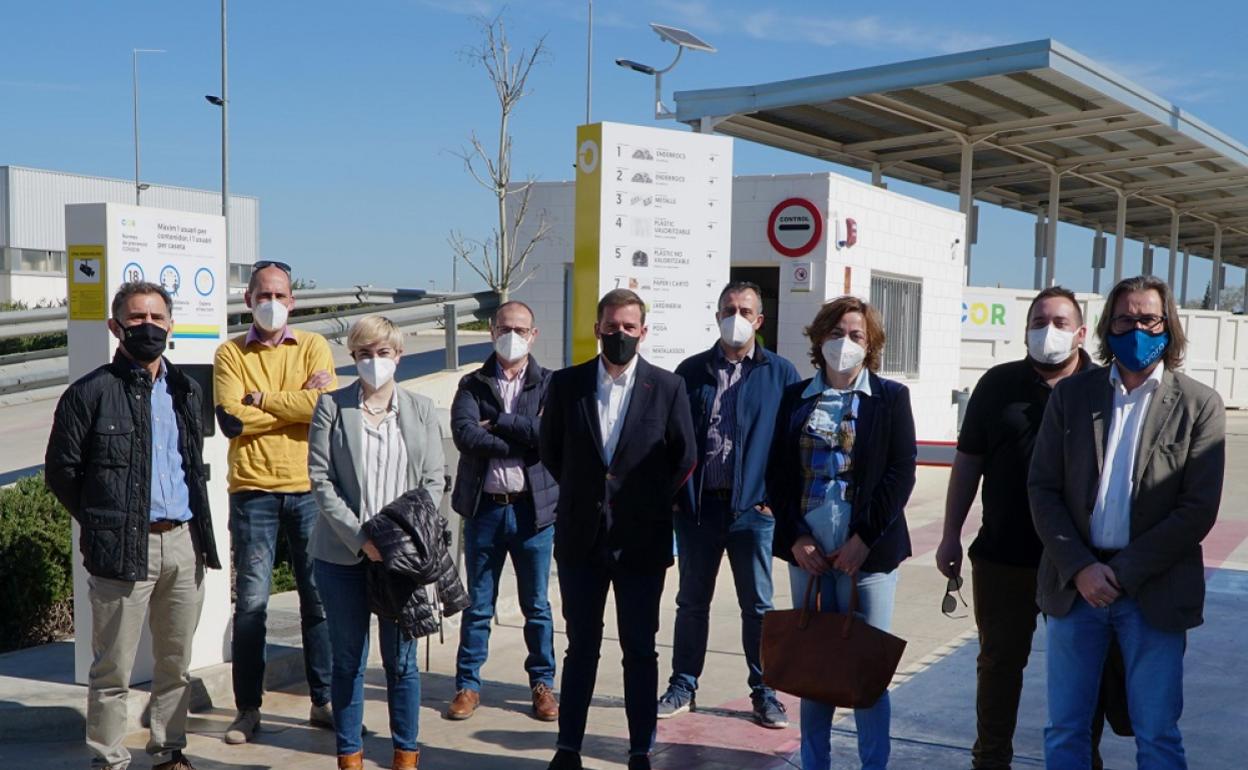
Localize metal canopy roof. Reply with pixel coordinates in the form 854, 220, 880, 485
673, 39, 1248, 270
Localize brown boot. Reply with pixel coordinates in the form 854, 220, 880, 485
393, 748, 420, 769
445, 689, 480, 720
531, 682, 559, 722
337, 752, 364, 770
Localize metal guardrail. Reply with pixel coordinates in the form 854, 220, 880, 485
0, 286, 416, 341
0, 291, 498, 396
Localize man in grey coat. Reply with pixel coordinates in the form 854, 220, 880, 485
1029, 275, 1225, 770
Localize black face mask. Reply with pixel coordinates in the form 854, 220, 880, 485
600, 331, 640, 366
120, 322, 169, 363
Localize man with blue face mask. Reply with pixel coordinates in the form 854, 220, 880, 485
1029, 275, 1225, 769
213, 261, 337, 744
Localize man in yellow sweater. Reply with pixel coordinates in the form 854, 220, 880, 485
213, 261, 336, 744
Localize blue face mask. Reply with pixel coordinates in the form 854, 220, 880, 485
1108, 329, 1168, 372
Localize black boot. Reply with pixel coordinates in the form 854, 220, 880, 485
547, 748, 583, 770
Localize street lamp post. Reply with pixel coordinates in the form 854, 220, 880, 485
205, 0, 229, 264
132, 48, 165, 206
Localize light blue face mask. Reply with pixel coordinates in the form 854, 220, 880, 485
1108, 329, 1168, 372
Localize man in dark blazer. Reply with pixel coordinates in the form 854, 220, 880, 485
1029, 275, 1225, 769
539, 288, 697, 770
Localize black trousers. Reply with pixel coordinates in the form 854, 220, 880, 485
971, 556, 1116, 770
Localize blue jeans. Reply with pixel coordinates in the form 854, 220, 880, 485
314, 559, 420, 754
455, 496, 556, 691
557, 559, 666, 757
229, 490, 332, 710
670, 496, 775, 696
1045, 595, 1187, 770
788, 565, 897, 770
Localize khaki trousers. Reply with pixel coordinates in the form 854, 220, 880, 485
86, 525, 204, 770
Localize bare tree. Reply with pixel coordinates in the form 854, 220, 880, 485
448, 15, 551, 303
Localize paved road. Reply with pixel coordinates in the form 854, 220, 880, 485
0, 332, 491, 484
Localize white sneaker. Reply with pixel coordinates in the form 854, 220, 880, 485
223, 709, 260, 744
309, 701, 334, 729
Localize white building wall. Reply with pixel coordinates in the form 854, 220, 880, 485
514, 171, 966, 440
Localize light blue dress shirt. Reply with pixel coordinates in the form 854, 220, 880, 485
148, 361, 193, 523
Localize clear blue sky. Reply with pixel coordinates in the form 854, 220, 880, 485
2, 0, 1244, 296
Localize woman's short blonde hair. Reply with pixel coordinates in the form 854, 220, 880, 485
347, 314, 404, 353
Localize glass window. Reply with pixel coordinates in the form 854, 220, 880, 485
17, 249, 66, 274
869, 272, 922, 378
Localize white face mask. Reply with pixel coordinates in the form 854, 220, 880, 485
718, 313, 755, 349
252, 300, 289, 333
1026, 324, 1076, 365
821, 337, 866, 375
494, 331, 530, 363
356, 356, 397, 389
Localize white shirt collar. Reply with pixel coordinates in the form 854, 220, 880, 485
1109, 361, 1165, 395
597, 355, 639, 388
803, 366, 873, 399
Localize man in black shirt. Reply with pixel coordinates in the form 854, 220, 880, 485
937, 286, 1095, 770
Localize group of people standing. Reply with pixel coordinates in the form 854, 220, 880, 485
45, 261, 1223, 770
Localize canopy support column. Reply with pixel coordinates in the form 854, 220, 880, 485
1045, 168, 1060, 287
871, 162, 883, 188
1167, 209, 1180, 289
959, 141, 974, 285
1181, 249, 1190, 306
1212, 225, 1224, 310
1113, 191, 1128, 283
1092, 224, 1104, 295
1033, 210, 1045, 290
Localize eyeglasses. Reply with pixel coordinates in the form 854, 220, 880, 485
495, 325, 532, 337
942, 575, 968, 619
251, 260, 292, 274
1110, 314, 1166, 334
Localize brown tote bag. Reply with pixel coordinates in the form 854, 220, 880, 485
761, 574, 906, 708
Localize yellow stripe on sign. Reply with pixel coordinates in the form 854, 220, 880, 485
572, 123, 603, 365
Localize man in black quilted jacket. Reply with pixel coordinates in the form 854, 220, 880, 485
446, 300, 561, 723
45, 281, 220, 770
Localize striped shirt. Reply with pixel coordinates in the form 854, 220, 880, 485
359, 395, 412, 523
703, 345, 755, 491
483, 363, 528, 494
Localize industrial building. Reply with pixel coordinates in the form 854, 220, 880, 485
0, 165, 258, 306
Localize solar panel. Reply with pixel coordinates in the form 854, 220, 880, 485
650, 23, 716, 53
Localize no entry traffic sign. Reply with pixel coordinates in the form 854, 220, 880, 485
767, 198, 823, 258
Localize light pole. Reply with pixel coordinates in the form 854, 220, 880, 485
205, 0, 229, 264
132, 48, 165, 206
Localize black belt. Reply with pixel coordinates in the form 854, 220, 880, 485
485, 491, 530, 505
1093, 548, 1121, 562
703, 488, 732, 501
150, 519, 186, 534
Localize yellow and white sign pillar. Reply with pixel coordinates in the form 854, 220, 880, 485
65, 203, 231, 684
573, 122, 734, 369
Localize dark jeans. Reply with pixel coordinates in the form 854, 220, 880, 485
455, 495, 556, 691
971, 557, 1110, 770
670, 496, 775, 696
229, 490, 332, 710
314, 559, 420, 755
556, 558, 666, 758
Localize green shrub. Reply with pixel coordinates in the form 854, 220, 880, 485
0, 473, 74, 652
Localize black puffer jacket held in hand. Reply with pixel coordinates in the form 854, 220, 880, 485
361, 488, 469, 639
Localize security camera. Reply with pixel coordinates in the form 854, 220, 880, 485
615, 59, 657, 75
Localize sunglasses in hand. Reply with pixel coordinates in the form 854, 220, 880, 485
942, 574, 969, 619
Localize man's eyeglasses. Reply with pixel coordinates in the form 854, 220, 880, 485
1110, 314, 1166, 334
251, 260, 292, 274
495, 325, 532, 337
942, 575, 968, 619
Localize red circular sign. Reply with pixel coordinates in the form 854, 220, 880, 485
767, 198, 823, 258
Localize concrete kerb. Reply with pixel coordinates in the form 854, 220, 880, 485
0, 363, 485, 744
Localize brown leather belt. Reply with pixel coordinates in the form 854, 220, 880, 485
485, 491, 530, 505
150, 519, 186, 534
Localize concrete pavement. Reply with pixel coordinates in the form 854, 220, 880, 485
2, 407, 1245, 768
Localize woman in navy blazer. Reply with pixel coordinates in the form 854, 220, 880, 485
767, 296, 917, 770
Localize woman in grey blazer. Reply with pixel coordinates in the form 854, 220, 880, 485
307, 315, 445, 770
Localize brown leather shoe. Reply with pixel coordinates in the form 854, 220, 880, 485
445, 689, 480, 720
337, 752, 363, 770
531, 682, 559, 722
393, 748, 420, 769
